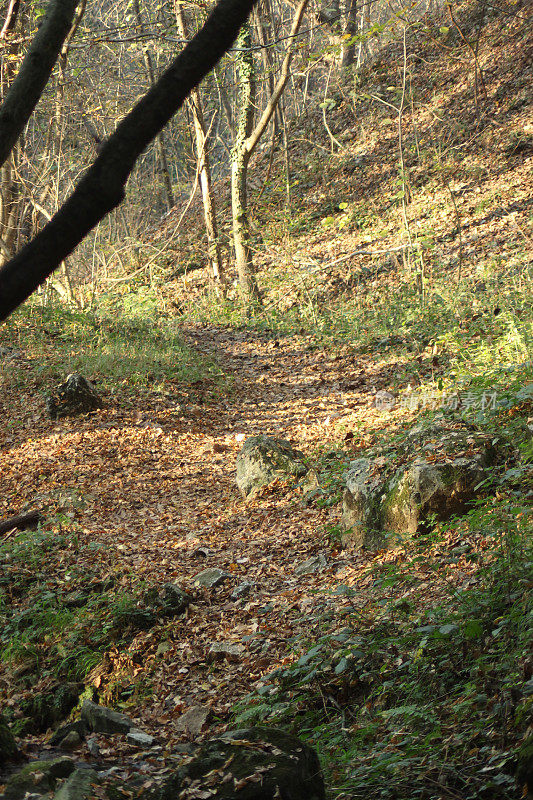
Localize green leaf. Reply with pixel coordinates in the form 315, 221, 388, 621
438, 623, 458, 636
335, 657, 349, 674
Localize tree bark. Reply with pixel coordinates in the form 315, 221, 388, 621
133, 0, 175, 212
0, 0, 81, 169
231, 0, 309, 303
341, 0, 358, 71
231, 23, 258, 303
0, 0, 258, 323
175, 1, 223, 281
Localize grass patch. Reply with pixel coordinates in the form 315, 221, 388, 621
1, 298, 221, 394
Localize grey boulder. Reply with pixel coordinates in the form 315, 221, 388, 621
53, 768, 100, 800
151, 726, 325, 800
236, 436, 307, 498
81, 699, 134, 734
342, 424, 512, 548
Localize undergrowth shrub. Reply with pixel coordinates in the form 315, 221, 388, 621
235, 501, 532, 800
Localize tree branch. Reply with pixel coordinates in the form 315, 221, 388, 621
245, 0, 309, 158
0, 0, 258, 322
0, 0, 81, 169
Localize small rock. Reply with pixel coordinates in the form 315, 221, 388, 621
302, 469, 319, 494
192, 568, 229, 588
174, 705, 210, 736
373, 390, 396, 410
207, 642, 244, 662
295, 554, 327, 576
155, 583, 191, 616
60, 730, 82, 749
81, 699, 134, 735
87, 737, 100, 757
126, 729, 155, 748
46, 374, 102, 420
236, 435, 307, 498
53, 768, 100, 800
0, 712, 20, 765
231, 582, 252, 601
4, 757, 74, 800
192, 546, 213, 558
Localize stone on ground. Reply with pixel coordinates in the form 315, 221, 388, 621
236, 435, 307, 498
342, 423, 512, 548
4, 757, 74, 800
152, 726, 325, 800
295, 554, 327, 576
53, 768, 100, 800
207, 642, 245, 662
80, 699, 134, 734
0, 713, 19, 765
174, 705, 210, 736
126, 728, 156, 747
46, 374, 102, 419
192, 568, 229, 588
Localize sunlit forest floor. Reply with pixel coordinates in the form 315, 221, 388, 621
1, 0, 532, 796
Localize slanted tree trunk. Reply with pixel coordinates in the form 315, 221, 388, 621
175, 1, 223, 281
0, 0, 81, 169
0, 0, 258, 323
230, 0, 309, 305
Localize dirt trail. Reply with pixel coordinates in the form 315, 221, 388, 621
1, 324, 386, 765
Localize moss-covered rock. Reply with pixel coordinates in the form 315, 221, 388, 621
342, 423, 513, 548
4, 757, 74, 800
152, 726, 325, 800
0, 713, 20, 766
53, 767, 100, 800
236, 436, 307, 498
20, 682, 81, 733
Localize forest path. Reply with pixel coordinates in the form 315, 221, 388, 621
1, 322, 394, 769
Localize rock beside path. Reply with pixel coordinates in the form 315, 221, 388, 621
0, 712, 19, 765
47, 374, 102, 420
81, 700, 134, 735
342, 422, 513, 548
151, 726, 325, 800
236, 436, 307, 498
53, 768, 100, 800
4, 757, 74, 800
193, 568, 229, 588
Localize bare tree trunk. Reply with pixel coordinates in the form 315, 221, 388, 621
52, 0, 86, 302
253, 2, 280, 138
341, 0, 358, 71
175, 1, 223, 281
214, 64, 235, 140
231, 23, 258, 302
0, 151, 21, 266
231, 0, 309, 304
0, 0, 23, 266
133, 0, 174, 212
